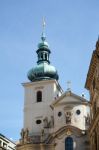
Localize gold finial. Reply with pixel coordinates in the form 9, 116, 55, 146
67, 81, 71, 91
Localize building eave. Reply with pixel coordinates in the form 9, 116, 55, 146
0, 133, 16, 145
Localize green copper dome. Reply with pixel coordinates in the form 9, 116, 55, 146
28, 62, 59, 81
27, 29, 59, 82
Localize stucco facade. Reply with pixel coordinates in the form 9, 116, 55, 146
85, 38, 99, 150
17, 88, 90, 150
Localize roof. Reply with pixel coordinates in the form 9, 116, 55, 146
0, 133, 16, 145
51, 90, 89, 108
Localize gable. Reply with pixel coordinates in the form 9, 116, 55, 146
51, 91, 89, 108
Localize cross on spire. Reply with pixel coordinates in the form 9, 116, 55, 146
67, 81, 71, 91
41, 17, 46, 39
42, 17, 46, 31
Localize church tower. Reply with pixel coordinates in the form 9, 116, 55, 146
22, 22, 63, 136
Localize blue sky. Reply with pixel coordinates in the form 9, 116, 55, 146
0, 0, 99, 141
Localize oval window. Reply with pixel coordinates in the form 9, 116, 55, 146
76, 110, 81, 115
36, 120, 42, 124
58, 112, 62, 117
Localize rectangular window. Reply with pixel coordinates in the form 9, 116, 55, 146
3, 142, 7, 148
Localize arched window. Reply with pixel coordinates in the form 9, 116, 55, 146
45, 53, 47, 60
37, 91, 42, 102
41, 53, 43, 59
65, 137, 73, 150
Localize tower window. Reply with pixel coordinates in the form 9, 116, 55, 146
45, 53, 47, 60
41, 53, 43, 59
37, 91, 42, 102
65, 137, 73, 150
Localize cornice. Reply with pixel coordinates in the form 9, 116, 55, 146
16, 143, 54, 149
22, 79, 63, 93
85, 50, 98, 90
46, 125, 87, 144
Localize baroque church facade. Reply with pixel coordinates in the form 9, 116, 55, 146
16, 27, 95, 150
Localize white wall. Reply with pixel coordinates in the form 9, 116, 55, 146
53, 95, 90, 131
23, 80, 62, 134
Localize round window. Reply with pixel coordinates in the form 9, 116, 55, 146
36, 120, 42, 124
76, 110, 81, 115
58, 112, 62, 117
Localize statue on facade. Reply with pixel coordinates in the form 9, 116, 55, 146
24, 128, 29, 143
41, 128, 45, 142
20, 128, 25, 144
20, 128, 30, 144
50, 116, 54, 127
43, 116, 54, 128
85, 114, 90, 125
43, 117, 49, 128
66, 112, 71, 124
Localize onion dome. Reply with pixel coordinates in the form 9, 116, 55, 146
27, 24, 59, 82
27, 62, 59, 82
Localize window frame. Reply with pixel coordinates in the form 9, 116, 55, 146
37, 91, 42, 102
65, 137, 73, 150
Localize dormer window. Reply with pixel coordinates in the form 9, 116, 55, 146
37, 91, 42, 102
